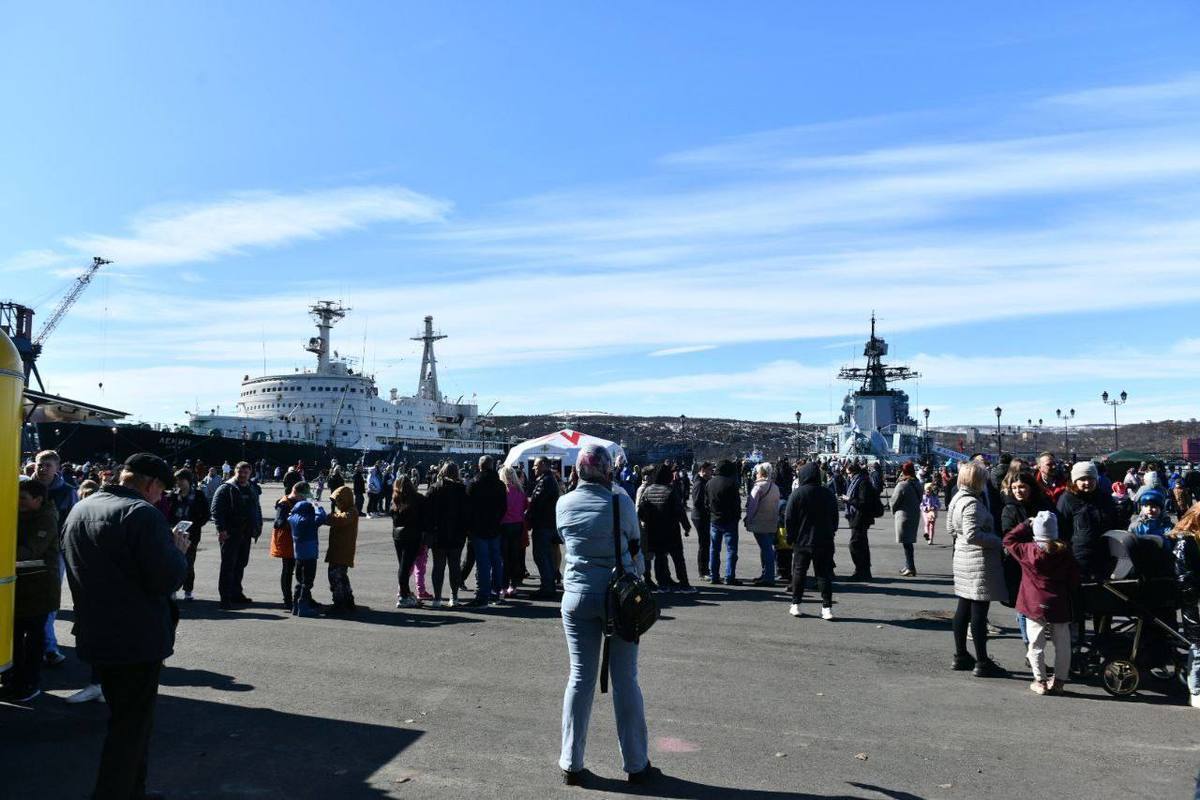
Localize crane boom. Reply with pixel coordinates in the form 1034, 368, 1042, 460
33, 256, 109, 347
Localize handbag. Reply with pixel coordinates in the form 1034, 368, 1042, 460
600, 494, 658, 694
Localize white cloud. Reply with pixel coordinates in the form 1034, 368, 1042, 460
649, 345, 717, 357
31, 186, 450, 270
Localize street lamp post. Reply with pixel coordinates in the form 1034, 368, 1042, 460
111, 426, 118, 460
923, 408, 930, 456
1101, 390, 1128, 451
1056, 408, 1075, 453
794, 411, 802, 459
994, 407, 1003, 458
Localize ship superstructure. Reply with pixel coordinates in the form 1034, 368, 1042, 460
186, 302, 499, 455
822, 315, 924, 462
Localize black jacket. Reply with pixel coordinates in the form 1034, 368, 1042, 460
999, 493, 1056, 537
1057, 489, 1116, 580
527, 472, 560, 531
391, 493, 427, 539
785, 463, 839, 552
638, 483, 691, 552
426, 478, 470, 550
845, 473, 880, 529
689, 476, 710, 525
210, 480, 263, 538
704, 460, 741, 527
62, 485, 187, 665
466, 470, 507, 539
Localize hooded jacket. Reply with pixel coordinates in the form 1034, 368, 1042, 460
527, 471, 561, 531
271, 495, 299, 558
784, 463, 839, 552
704, 460, 741, 527
1002, 522, 1081, 623
211, 479, 264, 538
287, 499, 328, 561
638, 482, 691, 552
326, 486, 359, 566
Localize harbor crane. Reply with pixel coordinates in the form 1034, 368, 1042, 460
0, 256, 109, 390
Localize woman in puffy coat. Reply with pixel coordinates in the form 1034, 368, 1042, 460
948, 461, 1008, 677
890, 461, 921, 577
425, 461, 470, 608
745, 463, 781, 587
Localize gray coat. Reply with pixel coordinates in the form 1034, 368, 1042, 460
890, 477, 921, 544
947, 490, 1008, 602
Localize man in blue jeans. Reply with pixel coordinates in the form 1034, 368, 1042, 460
704, 459, 742, 585
527, 457, 561, 599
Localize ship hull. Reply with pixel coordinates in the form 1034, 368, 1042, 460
35, 422, 505, 469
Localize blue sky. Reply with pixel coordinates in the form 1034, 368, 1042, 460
3, 2, 1199, 430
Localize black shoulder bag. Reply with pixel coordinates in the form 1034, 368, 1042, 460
601, 494, 658, 693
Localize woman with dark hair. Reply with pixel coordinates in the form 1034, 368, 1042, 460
1001, 470, 1056, 643
891, 461, 921, 577
426, 462, 469, 608
391, 476, 427, 608
636, 463, 694, 593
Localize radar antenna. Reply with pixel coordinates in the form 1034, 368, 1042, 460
836, 312, 919, 393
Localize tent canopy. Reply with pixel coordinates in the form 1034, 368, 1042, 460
1101, 449, 1157, 464
503, 429, 626, 472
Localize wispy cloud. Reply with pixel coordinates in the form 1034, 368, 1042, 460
649, 345, 717, 357
23, 186, 450, 270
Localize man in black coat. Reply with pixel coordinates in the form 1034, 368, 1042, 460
464, 456, 508, 606
210, 461, 263, 609
843, 462, 881, 581
526, 457, 561, 598
704, 459, 742, 584
62, 453, 189, 800
785, 462, 839, 619
689, 462, 713, 578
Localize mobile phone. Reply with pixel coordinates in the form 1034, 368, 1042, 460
173, 521, 193, 535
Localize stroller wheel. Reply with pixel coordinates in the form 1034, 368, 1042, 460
1101, 659, 1140, 697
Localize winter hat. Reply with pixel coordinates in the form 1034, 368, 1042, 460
1138, 489, 1165, 508
1071, 461, 1099, 482
1032, 510, 1058, 542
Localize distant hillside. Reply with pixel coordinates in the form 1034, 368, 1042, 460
493, 414, 1200, 462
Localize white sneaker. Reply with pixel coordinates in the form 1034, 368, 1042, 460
821, 606, 834, 621
447, 597, 457, 609
1190, 692, 1200, 709
66, 684, 104, 704
430, 599, 444, 609
788, 604, 802, 617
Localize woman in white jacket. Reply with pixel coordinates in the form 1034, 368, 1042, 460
948, 461, 1009, 678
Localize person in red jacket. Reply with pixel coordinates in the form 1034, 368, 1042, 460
1003, 510, 1080, 696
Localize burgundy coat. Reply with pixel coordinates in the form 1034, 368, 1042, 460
1003, 522, 1081, 624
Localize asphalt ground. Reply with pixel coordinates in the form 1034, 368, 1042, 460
4, 489, 1199, 800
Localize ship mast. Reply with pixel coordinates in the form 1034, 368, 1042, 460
411, 315, 446, 402
837, 312, 919, 393
306, 301, 347, 373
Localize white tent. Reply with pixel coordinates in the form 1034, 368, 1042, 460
503, 429, 627, 474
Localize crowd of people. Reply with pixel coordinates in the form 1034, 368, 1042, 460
8, 444, 1200, 795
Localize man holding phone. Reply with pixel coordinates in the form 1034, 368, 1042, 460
62, 452, 190, 800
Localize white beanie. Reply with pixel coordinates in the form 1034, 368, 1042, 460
1070, 461, 1098, 482
1032, 510, 1058, 542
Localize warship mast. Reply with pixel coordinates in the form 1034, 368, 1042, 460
837, 312, 919, 393
412, 315, 447, 402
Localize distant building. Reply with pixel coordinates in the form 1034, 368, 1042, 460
1184, 437, 1200, 462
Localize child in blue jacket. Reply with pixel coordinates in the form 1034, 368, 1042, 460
287, 484, 328, 617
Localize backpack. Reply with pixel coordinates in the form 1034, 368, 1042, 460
601, 495, 658, 693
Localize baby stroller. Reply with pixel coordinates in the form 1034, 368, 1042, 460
1077, 531, 1193, 697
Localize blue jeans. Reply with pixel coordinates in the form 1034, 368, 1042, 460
472, 536, 503, 601
559, 591, 648, 773
533, 528, 558, 593
44, 553, 65, 654
709, 523, 738, 579
752, 532, 776, 581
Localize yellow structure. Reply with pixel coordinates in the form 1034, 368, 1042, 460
0, 332, 23, 672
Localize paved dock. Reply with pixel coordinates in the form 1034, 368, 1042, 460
4, 492, 1198, 799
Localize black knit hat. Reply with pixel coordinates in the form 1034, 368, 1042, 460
123, 453, 175, 489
